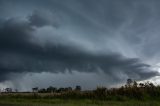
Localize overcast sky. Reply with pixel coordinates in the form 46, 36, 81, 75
0, 0, 160, 91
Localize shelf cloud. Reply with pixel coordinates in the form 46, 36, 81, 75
0, 0, 160, 90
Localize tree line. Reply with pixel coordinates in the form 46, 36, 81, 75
33, 85, 81, 93
28, 79, 160, 101
1, 79, 160, 101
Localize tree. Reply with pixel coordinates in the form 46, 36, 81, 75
5, 88, 12, 93
47, 86, 57, 93
38, 88, 46, 93
75, 85, 81, 91
133, 81, 138, 88
57, 88, 65, 93
126, 79, 133, 87
64, 87, 72, 92
32, 87, 38, 93
139, 83, 145, 88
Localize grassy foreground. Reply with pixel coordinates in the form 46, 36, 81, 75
1, 80, 160, 106
0, 98, 160, 106
0, 93, 160, 106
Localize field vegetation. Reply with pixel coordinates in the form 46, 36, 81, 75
0, 79, 160, 106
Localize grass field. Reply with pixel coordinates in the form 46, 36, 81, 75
0, 98, 160, 106
0, 97, 160, 106
0, 99, 160, 106
1, 81, 160, 106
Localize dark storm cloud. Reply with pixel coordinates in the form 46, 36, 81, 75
0, 17, 158, 82
28, 10, 59, 28
0, 0, 160, 88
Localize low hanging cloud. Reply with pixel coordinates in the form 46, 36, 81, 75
0, 16, 159, 83
1, 0, 160, 90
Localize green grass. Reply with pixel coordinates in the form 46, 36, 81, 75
1, 80, 160, 106
0, 98, 160, 106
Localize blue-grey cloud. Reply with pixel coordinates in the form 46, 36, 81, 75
0, 0, 160, 88
0, 17, 158, 82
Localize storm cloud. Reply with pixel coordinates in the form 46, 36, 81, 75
0, 0, 160, 90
